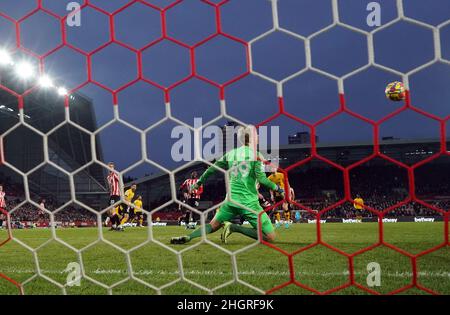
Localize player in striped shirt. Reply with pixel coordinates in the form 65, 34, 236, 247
38, 198, 47, 219
0, 185, 6, 229
179, 171, 203, 229
0, 185, 6, 210
106, 162, 121, 230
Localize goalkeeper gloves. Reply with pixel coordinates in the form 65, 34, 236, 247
275, 185, 285, 196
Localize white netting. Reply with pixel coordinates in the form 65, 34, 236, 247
0, 0, 448, 295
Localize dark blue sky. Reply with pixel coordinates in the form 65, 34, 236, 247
0, 0, 449, 174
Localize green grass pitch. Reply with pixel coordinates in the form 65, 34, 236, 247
0, 222, 448, 295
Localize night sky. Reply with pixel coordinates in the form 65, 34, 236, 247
0, 0, 449, 175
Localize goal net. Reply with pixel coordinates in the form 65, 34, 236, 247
0, 0, 448, 295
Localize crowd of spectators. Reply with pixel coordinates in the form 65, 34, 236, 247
1, 162, 448, 225
303, 197, 446, 219
5, 199, 96, 224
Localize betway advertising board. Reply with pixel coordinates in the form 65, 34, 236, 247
305, 216, 443, 224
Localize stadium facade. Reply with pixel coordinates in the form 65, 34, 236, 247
133, 138, 449, 210
276, 138, 445, 167
0, 83, 107, 208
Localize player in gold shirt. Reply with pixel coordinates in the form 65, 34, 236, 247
132, 195, 144, 227
117, 184, 137, 230
268, 171, 285, 190
274, 211, 281, 228
353, 195, 364, 210
268, 169, 291, 228
353, 194, 364, 220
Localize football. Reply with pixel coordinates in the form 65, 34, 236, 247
385, 81, 406, 101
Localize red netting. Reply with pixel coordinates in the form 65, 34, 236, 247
0, 0, 448, 295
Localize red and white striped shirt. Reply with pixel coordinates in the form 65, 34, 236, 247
39, 202, 46, 215
180, 178, 203, 200
107, 172, 120, 196
0, 191, 6, 208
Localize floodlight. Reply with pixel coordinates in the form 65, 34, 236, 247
39, 75, 54, 88
15, 61, 35, 79
57, 86, 68, 96
0, 50, 13, 66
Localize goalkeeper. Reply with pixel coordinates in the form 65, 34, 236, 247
171, 126, 284, 245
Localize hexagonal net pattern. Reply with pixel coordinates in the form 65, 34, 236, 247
0, 0, 448, 295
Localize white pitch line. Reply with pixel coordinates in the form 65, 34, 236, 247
1, 269, 449, 278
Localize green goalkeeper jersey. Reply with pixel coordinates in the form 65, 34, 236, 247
198, 146, 277, 206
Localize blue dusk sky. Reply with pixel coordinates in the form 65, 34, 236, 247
0, 0, 449, 174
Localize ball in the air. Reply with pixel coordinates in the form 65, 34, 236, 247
385, 81, 406, 102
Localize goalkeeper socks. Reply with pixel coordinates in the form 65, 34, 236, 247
187, 224, 213, 241
120, 217, 127, 226
230, 224, 269, 241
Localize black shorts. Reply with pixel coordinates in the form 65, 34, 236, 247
187, 198, 200, 209
128, 207, 141, 216
119, 204, 130, 215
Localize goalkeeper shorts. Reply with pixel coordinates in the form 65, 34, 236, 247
215, 201, 274, 235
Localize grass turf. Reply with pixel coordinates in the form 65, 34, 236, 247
0, 222, 448, 295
